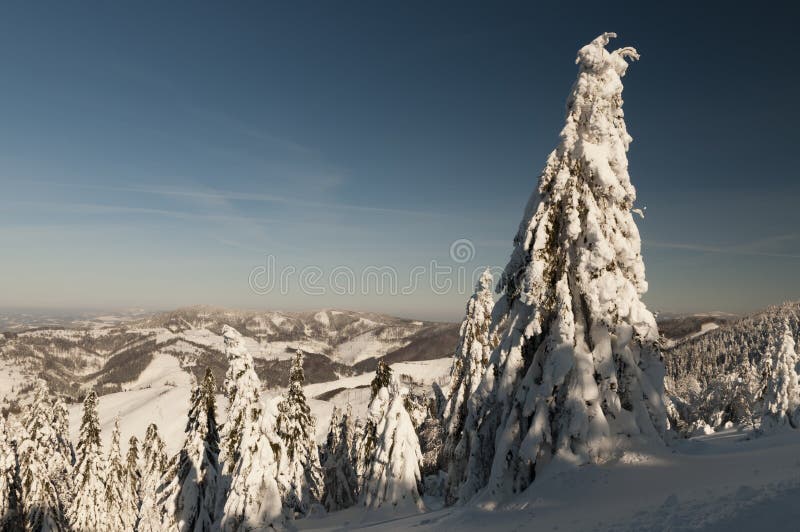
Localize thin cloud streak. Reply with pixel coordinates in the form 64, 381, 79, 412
645, 238, 800, 259
32, 181, 446, 218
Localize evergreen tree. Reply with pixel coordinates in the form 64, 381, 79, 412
0, 416, 23, 531
370, 361, 392, 401
451, 33, 667, 503
219, 327, 284, 531
322, 407, 358, 511
17, 381, 69, 531
218, 324, 263, 511
137, 424, 169, 532
68, 391, 107, 532
126, 435, 142, 527
759, 321, 799, 431
157, 368, 221, 531
361, 380, 424, 513
104, 417, 137, 531
220, 401, 284, 531
356, 363, 394, 487
418, 400, 444, 477
275, 351, 324, 517
49, 397, 75, 514
442, 269, 496, 502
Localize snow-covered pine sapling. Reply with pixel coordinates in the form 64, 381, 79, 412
451, 33, 668, 504
759, 320, 800, 432
157, 368, 221, 530
137, 423, 169, 532
361, 379, 425, 513
322, 407, 358, 511
104, 417, 135, 531
275, 350, 324, 517
220, 330, 285, 531
68, 391, 107, 531
126, 435, 141, 522
442, 268, 497, 503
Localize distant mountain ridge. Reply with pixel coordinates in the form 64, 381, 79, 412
0, 306, 459, 410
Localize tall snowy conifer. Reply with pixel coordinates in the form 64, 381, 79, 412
360, 380, 424, 513
452, 33, 667, 503
137, 424, 169, 532
442, 269, 497, 502
68, 391, 107, 531
275, 351, 323, 516
157, 368, 221, 531
219, 328, 284, 531
759, 320, 799, 431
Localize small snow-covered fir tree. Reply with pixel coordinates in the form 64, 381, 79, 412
275, 351, 324, 516
361, 380, 425, 513
418, 399, 444, 477
126, 435, 142, 525
17, 380, 72, 531
218, 325, 264, 507
137, 423, 169, 532
356, 363, 394, 486
219, 331, 285, 532
322, 406, 358, 511
0, 416, 23, 530
68, 391, 107, 532
442, 269, 497, 502
104, 417, 137, 531
157, 368, 221, 531
759, 321, 799, 431
451, 33, 668, 503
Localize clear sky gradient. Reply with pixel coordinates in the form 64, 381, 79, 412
1, 1, 798, 321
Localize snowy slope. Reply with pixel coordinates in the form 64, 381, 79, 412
297, 429, 800, 531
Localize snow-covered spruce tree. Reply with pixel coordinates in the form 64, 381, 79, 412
275, 351, 324, 516
355, 362, 394, 486
417, 399, 445, 477
0, 416, 23, 530
442, 269, 497, 501
104, 417, 137, 531
218, 325, 263, 502
157, 368, 221, 531
361, 380, 425, 513
759, 321, 799, 432
68, 391, 107, 532
220, 407, 284, 531
17, 380, 70, 530
50, 397, 75, 497
220, 334, 285, 531
322, 406, 358, 511
137, 424, 169, 532
452, 33, 668, 503
126, 435, 141, 525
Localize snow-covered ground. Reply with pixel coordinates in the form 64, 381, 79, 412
297, 429, 800, 531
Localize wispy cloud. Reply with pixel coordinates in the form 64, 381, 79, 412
31, 181, 445, 218
646, 235, 800, 259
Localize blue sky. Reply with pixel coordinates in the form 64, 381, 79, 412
1, 1, 799, 320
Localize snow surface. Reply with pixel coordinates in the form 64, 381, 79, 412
297, 429, 800, 531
